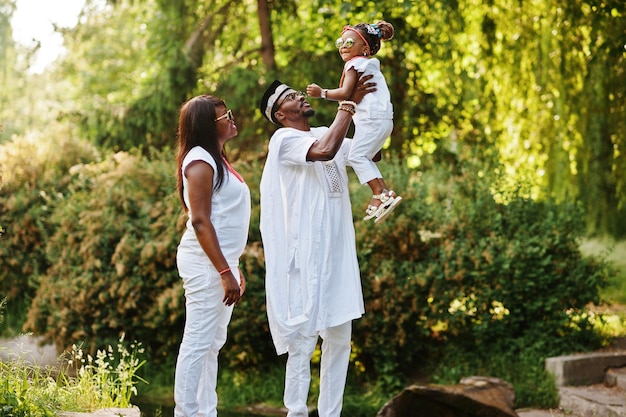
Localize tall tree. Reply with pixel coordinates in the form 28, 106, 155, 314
573, 1, 626, 235
0, 0, 17, 141
257, 0, 275, 70
14, 0, 626, 236
478, 0, 626, 234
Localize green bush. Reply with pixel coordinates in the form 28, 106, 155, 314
350, 154, 610, 388
19, 148, 274, 368
2, 136, 612, 407
0, 128, 100, 326
23, 149, 184, 358
218, 155, 278, 369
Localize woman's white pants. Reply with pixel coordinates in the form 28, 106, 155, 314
174, 260, 235, 417
284, 321, 352, 417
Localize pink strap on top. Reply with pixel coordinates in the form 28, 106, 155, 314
223, 158, 244, 183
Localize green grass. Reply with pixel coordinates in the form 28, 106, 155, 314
581, 238, 626, 306
0, 322, 146, 417
212, 363, 390, 417
0, 298, 28, 338
135, 361, 389, 417
217, 365, 285, 411
429, 344, 561, 409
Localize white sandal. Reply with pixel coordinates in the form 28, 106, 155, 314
363, 190, 399, 221
375, 192, 402, 223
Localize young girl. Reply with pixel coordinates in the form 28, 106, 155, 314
307, 20, 402, 223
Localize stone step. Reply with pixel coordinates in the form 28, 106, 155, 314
607, 366, 626, 390
559, 385, 626, 417
517, 385, 626, 417
545, 351, 626, 386
543, 352, 626, 417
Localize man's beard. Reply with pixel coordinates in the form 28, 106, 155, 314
303, 108, 315, 118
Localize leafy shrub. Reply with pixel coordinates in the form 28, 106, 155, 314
217, 154, 280, 369
350, 153, 610, 388
0, 127, 100, 314
5, 139, 612, 406
23, 149, 184, 358
20, 149, 275, 369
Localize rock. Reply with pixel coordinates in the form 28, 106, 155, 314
59, 407, 140, 417
0, 335, 58, 367
376, 376, 518, 417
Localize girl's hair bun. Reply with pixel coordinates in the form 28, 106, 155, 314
375, 21, 394, 42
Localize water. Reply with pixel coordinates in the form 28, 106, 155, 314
132, 398, 262, 417
133, 398, 173, 417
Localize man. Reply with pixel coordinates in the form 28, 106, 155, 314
259, 74, 375, 417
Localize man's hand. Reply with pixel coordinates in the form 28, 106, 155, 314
348, 73, 377, 104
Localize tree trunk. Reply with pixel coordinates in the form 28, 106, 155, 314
257, 0, 276, 71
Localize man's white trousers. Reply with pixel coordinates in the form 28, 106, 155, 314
284, 321, 352, 417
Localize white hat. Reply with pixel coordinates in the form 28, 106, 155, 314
260, 80, 297, 124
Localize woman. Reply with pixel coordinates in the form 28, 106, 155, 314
174, 95, 251, 417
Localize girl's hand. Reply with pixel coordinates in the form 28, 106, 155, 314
306, 83, 322, 98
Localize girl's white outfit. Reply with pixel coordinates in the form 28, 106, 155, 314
174, 146, 251, 417
343, 56, 394, 185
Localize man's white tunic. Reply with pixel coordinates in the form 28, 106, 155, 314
260, 126, 365, 355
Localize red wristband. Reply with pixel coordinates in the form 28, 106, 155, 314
218, 267, 231, 275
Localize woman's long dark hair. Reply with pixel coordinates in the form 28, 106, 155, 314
176, 95, 227, 211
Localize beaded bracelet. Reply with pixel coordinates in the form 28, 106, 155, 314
218, 267, 231, 275
338, 105, 356, 115
339, 100, 358, 109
